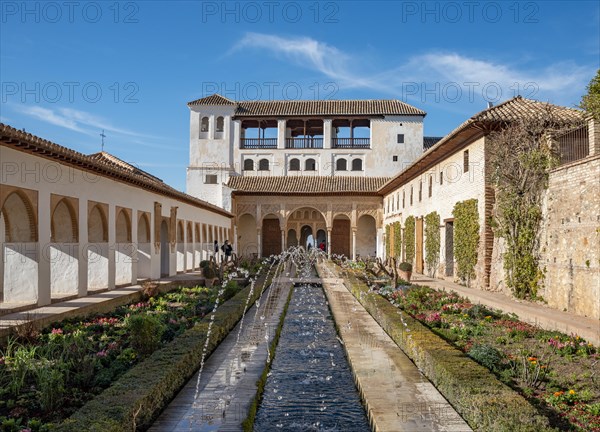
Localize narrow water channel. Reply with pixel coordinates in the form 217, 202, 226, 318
254, 283, 370, 431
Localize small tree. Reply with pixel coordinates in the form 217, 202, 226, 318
393, 221, 402, 259
453, 200, 479, 287
424, 211, 441, 277
580, 69, 600, 120
404, 216, 416, 265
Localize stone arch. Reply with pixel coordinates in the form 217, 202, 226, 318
287, 228, 298, 248
138, 213, 151, 243
284, 205, 326, 226
176, 221, 185, 272
51, 198, 78, 243
160, 219, 170, 277
186, 222, 194, 271
1, 190, 37, 242
216, 116, 224, 132
177, 221, 184, 242
116, 209, 131, 243
300, 225, 314, 249
357, 214, 377, 258
88, 204, 107, 243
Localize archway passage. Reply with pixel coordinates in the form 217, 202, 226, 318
88, 204, 109, 291
285, 206, 327, 252
332, 217, 351, 257
115, 209, 133, 286
160, 220, 170, 277
356, 215, 377, 258
300, 225, 314, 250
262, 216, 281, 256
137, 213, 152, 279
287, 229, 298, 248
50, 198, 79, 296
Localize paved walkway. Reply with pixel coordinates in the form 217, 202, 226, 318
0, 272, 205, 340
319, 264, 472, 432
149, 276, 293, 432
411, 274, 600, 346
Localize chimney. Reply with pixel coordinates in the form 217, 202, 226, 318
487, 101, 494, 109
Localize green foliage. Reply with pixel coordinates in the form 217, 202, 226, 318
404, 216, 415, 265
202, 264, 216, 279
393, 221, 402, 259
468, 344, 504, 372
424, 211, 441, 277
125, 314, 165, 357
385, 224, 391, 258
580, 69, 600, 120
452, 200, 480, 286
398, 262, 412, 272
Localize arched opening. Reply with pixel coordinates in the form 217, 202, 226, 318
176, 221, 185, 273
287, 229, 298, 248
200, 116, 209, 133
115, 209, 133, 286
137, 213, 151, 279
300, 225, 314, 250
194, 224, 201, 269
316, 229, 327, 251
351, 158, 363, 171
50, 198, 78, 297
202, 224, 209, 260
336, 158, 347, 171
305, 158, 316, 171
243, 158, 254, 171
160, 220, 170, 277
357, 215, 377, 258
289, 158, 300, 171
116, 210, 131, 243
186, 222, 194, 271
1, 191, 38, 303
238, 214, 258, 258
332, 214, 351, 257
88, 204, 109, 291
261, 214, 281, 256
258, 158, 269, 171
216, 116, 224, 132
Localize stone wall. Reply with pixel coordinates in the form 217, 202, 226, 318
539, 155, 600, 319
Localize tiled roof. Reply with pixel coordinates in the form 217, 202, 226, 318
379, 97, 585, 195
228, 176, 390, 195
0, 123, 232, 217
423, 136, 443, 151
188, 94, 426, 117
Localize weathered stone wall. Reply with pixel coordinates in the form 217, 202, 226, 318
539, 155, 600, 319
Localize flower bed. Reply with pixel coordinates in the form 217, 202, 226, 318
0, 280, 243, 431
380, 284, 600, 432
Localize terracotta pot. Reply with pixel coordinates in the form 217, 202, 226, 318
399, 270, 412, 282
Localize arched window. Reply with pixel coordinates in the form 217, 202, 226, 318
216, 116, 224, 132
336, 158, 347, 171
351, 159, 363, 171
305, 158, 316, 171
258, 159, 269, 171
243, 159, 254, 171
289, 158, 300, 171
200, 116, 209, 132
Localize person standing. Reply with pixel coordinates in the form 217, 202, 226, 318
214, 240, 219, 262
222, 239, 233, 262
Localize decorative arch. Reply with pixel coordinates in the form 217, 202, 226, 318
305, 158, 316, 171
1, 190, 37, 242
200, 116, 209, 132
51, 198, 78, 243
357, 214, 377, 258
283, 205, 326, 226
138, 213, 151, 243
177, 220, 185, 242
336, 158, 347, 171
116, 209, 132, 243
216, 116, 224, 132
88, 204, 108, 243
289, 158, 300, 171
243, 159, 254, 171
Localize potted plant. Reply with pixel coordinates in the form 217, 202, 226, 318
202, 264, 217, 287
398, 262, 413, 283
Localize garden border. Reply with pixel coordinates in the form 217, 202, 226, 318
55, 273, 273, 432
316, 262, 555, 432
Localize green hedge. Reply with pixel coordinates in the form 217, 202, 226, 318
56, 275, 272, 432
319, 263, 554, 432
404, 216, 415, 265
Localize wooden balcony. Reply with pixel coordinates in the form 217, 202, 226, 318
240, 138, 278, 149
332, 138, 370, 148
285, 137, 323, 149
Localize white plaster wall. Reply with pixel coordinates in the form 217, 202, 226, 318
88, 244, 109, 290
115, 244, 133, 286
238, 214, 258, 258
177, 243, 185, 272
356, 215, 377, 258
382, 136, 487, 283
137, 243, 151, 279
50, 243, 78, 295
3, 243, 38, 303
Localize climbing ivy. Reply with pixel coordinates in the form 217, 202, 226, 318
424, 211, 441, 277
385, 224, 391, 258
404, 216, 415, 264
452, 200, 479, 287
393, 221, 402, 259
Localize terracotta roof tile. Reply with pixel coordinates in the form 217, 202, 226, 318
189, 94, 426, 117
187, 94, 236, 105
0, 123, 232, 217
423, 136, 443, 151
228, 176, 390, 195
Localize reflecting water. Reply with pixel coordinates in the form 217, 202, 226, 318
254, 283, 370, 431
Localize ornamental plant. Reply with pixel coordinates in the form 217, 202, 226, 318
424, 211, 441, 277
452, 199, 479, 287
404, 216, 415, 265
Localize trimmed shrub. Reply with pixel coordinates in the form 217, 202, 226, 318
125, 314, 165, 357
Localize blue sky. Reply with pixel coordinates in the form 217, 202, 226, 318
1, 1, 598, 191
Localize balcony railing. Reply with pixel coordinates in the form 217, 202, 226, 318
556, 125, 589, 165
332, 137, 370, 148
240, 138, 278, 149
285, 137, 323, 149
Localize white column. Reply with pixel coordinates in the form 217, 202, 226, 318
131, 211, 138, 285
281, 229, 286, 252
352, 229, 357, 261
257, 229, 262, 258
37, 190, 51, 306
78, 199, 88, 297
327, 228, 332, 259
277, 119, 286, 149
323, 119, 332, 150
107, 205, 116, 290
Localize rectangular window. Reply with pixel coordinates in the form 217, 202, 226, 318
205, 175, 217, 184
402, 191, 405, 208
410, 187, 413, 205
440, 171, 443, 185
428, 175, 433, 198
464, 150, 469, 173
393, 155, 398, 162
418, 181, 422, 202
397, 134, 404, 144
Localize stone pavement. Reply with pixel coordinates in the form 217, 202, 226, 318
149, 276, 292, 432
411, 273, 600, 346
319, 264, 472, 432
0, 272, 205, 341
